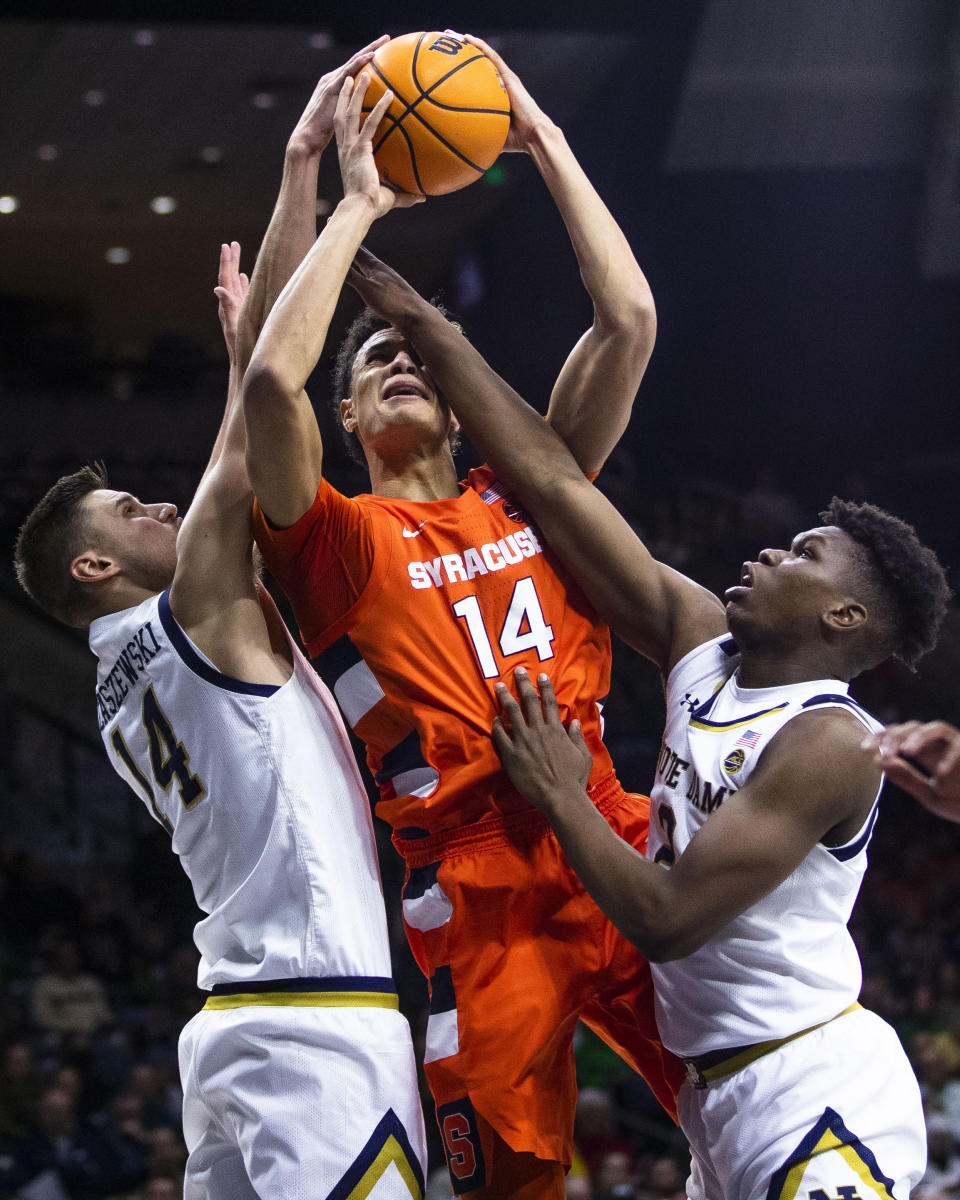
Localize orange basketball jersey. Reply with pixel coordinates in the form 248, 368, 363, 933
253, 466, 617, 836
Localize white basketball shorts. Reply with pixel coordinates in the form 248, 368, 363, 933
678, 1007, 925, 1200
178, 1003, 427, 1199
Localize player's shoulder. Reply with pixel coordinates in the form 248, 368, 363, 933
760, 704, 880, 795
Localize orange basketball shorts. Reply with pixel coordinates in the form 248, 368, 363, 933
396, 777, 684, 1191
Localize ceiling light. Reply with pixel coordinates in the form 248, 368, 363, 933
150, 196, 177, 214
105, 247, 130, 264
133, 29, 156, 46
0, 196, 19, 214
83, 89, 106, 107
251, 92, 277, 110
199, 146, 223, 164
309, 33, 333, 49
37, 144, 59, 161
316, 198, 332, 217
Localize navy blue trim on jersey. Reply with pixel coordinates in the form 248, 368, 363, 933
690, 687, 724, 723
827, 802, 879, 862
801, 692, 863, 714
311, 632, 363, 688
403, 862, 441, 901
766, 1106, 896, 1200
375, 730, 429, 786
690, 700, 788, 730
208, 975, 396, 997
429, 965, 456, 1014
158, 590, 278, 696
719, 637, 739, 657
327, 1107, 425, 1200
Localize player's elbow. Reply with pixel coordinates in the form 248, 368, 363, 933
596, 285, 656, 345
242, 356, 299, 414
626, 901, 702, 963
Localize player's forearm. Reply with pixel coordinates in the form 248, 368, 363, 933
247, 194, 377, 402
539, 788, 686, 961
198, 359, 245, 490
237, 146, 323, 373
527, 124, 655, 333
405, 301, 583, 495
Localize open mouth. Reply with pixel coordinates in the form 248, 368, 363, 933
740, 563, 754, 588
382, 378, 427, 401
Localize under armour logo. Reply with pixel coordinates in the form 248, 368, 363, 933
681, 693, 700, 713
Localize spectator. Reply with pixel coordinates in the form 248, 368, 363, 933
574, 1087, 634, 1178
0, 1041, 39, 1136
29, 939, 112, 1040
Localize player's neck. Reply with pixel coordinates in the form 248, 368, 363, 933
93, 580, 164, 622
366, 446, 461, 501
736, 648, 849, 690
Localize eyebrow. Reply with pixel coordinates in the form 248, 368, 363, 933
113, 493, 134, 510
791, 531, 827, 552
363, 334, 406, 359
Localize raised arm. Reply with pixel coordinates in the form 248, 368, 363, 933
243, 81, 420, 530
234, 36, 389, 375
494, 673, 880, 961
467, 35, 655, 475
168, 243, 288, 682
348, 247, 724, 669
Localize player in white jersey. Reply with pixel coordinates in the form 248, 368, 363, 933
337, 253, 952, 1200
13, 69, 428, 1193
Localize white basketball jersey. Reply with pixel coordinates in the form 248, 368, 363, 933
648, 634, 882, 1058
89, 588, 392, 990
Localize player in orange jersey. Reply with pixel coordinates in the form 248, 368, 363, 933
242, 41, 682, 1198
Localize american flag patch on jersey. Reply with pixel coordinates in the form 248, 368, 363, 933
735, 728, 762, 749
479, 486, 503, 505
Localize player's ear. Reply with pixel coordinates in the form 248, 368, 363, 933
822, 599, 868, 634
71, 550, 120, 585
340, 397, 358, 433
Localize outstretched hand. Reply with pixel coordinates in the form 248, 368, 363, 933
334, 75, 425, 217
213, 241, 249, 365
864, 720, 960, 820
463, 33, 554, 153
287, 35, 390, 157
493, 669, 593, 814
346, 245, 429, 329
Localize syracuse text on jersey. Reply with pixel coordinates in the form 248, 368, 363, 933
407, 526, 543, 589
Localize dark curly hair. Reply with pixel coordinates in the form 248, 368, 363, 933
330, 304, 463, 466
820, 497, 951, 670
14, 462, 110, 627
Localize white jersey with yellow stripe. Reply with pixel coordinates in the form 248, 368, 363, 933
89, 588, 392, 991
648, 634, 883, 1058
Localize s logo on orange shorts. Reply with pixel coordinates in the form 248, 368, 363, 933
437, 1097, 485, 1191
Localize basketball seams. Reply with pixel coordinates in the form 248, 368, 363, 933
362, 34, 510, 195
366, 61, 493, 177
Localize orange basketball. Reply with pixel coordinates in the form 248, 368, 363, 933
358, 31, 511, 197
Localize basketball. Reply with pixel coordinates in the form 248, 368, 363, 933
358, 31, 511, 197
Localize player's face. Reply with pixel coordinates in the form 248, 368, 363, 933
81, 489, 181, 590
345, 328, 457, 454
724, 525, 861, 645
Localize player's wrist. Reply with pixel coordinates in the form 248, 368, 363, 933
523, 118, 565, 161
284, 133, 329, 163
